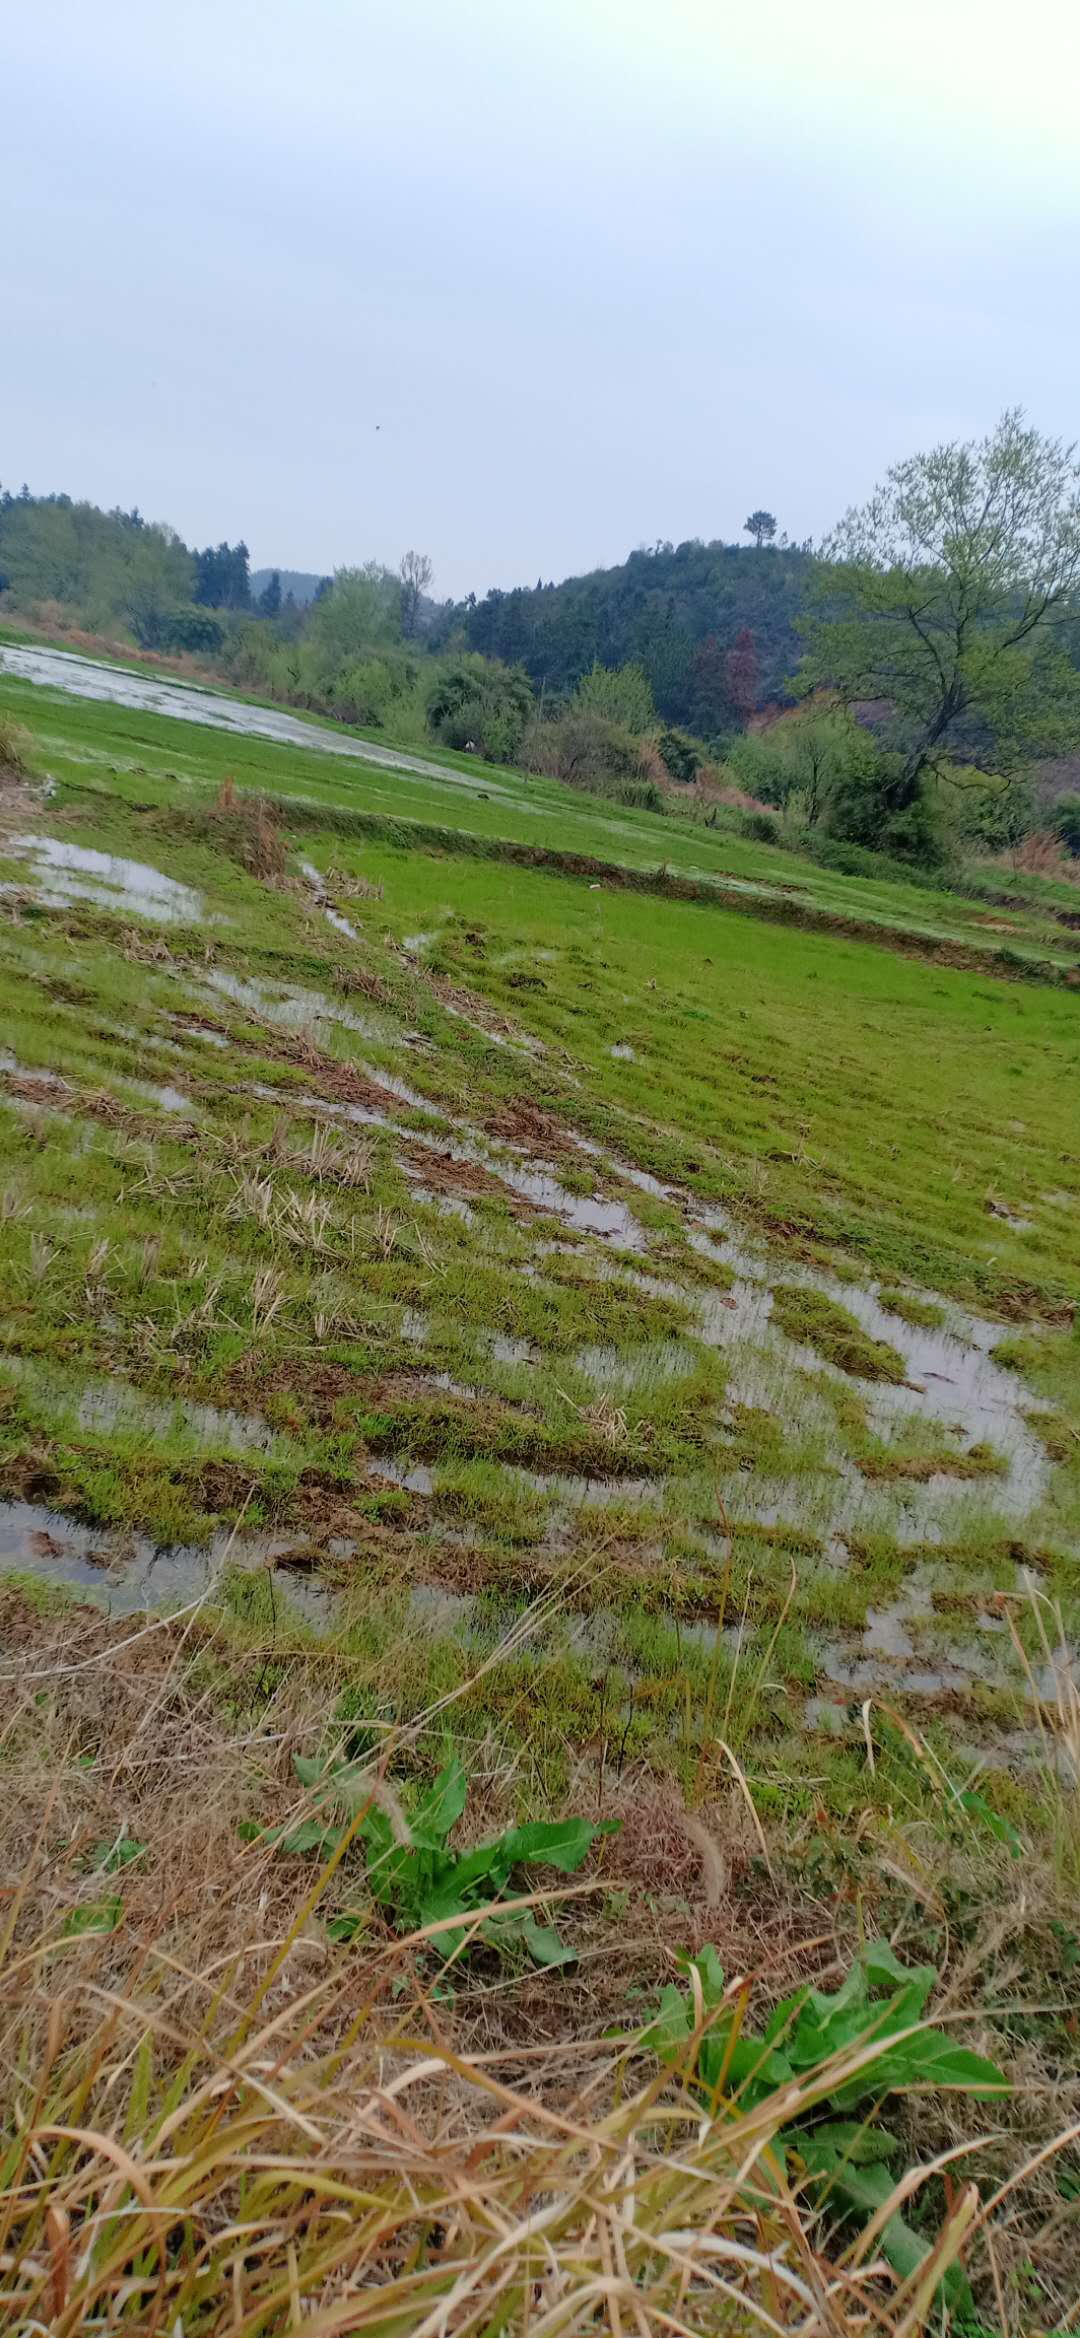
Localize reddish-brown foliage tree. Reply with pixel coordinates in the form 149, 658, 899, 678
724, 626, 760, 723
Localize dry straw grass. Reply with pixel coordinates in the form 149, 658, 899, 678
992, 831, 1080, 886
0, 1588, 1077, 2333
0, 1961, 992, 2338
204, 778, 288, 880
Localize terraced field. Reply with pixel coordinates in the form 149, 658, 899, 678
1, 660, 1077, 1830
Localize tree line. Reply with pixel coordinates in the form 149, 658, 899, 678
4, 414, 1080, 873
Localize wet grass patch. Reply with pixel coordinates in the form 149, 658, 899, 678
769, 1286, 908, 1382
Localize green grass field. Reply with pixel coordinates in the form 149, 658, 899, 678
1, 663, 1076, 1796
1, 662, 1079, 2328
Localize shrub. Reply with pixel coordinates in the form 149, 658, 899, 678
427, 655, 533, 762
573, 660, 657, 733
325, 656, 403, 727
0, 713, 32, 778
738, 808, 780, 843
999, 829, 1080, 883
523, 707, 642, 784
657, 726, 703, 783
520, 709, 665, 807
949, 770, 1036, 852
160, 606, 225, 655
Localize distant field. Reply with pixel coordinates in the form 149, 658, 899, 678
3, 636, 1079, 971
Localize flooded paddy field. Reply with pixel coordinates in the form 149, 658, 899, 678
0, 665, 1077, 1830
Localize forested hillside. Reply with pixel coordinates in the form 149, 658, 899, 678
436, 538, 813, 725
1, 486, 811, 732
5, 420, 1080, 881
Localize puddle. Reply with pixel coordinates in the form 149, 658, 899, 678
266, 1085, 647, 1246
10, 835, 203, 924
430, 1371, 480, 1400
130, 1080, 194, 1115
72, 1381, 279, 1455
497, 1162, 643, 1244
202, 966, 386, 1040
299, 858, 359, 941
410, 1187, 475, 1223
515, 1468, 657, 1509
367, 1459, 435, 1495
180, 1024, 229, 1049
408, 1582, 480, 1636
360, 1064, 441, 1114
813, 1560, 1072, 1700
609, 1043, 636, 1061
676, 1210, 1049, 1525
0, 1052, 63, 1088
0, 1360, 282, 1460
0, 1500, 335, 1629
571, 1135, 671, 1205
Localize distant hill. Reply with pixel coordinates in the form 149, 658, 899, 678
432, 540, 815, 732
250, 568, 326, 606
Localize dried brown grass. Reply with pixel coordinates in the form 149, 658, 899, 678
991, 831, 1080, 886
0, 1589, 1077, 2332
204, 777, 288, 880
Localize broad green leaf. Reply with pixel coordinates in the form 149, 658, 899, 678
794, 2119, 902, 2170
411, 1756, 468, 1848
418, 1888, 475, 1934
957, 1789, 1023, 1857
643, 1981, 699, 2056
293, 1752, 380, 1816
834, 2028, 1008, 2099
326, 1910, 369, 1943
279, 1820, 340, 1857
701, 2031, 794, 2105
519, 1914, 576, 1967
425, 1840, 514, 1900
492, 1815, 610, 1873
814, 2156, 973, 2315
858, 1940, 937, 2010
679, 1943, 727, 2006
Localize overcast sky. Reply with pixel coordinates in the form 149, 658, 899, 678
6, 0, 1080, 598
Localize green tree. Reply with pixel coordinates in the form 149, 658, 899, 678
799, 410, 1080, 813
744, 510, 777, 548
305, 564, 400, 664
258, 570, 282, 618
399, 549, 433, 638
194, 541, 250, 609
573, 660, 657, 733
